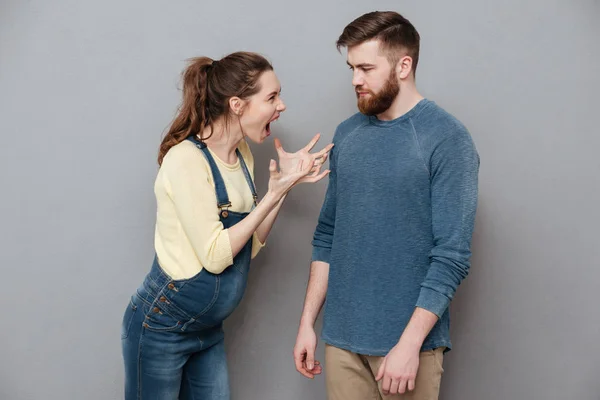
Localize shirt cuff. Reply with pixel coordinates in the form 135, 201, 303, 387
251, 232, 265, 259
311, 246, 331, 264
415, 287, 450, 318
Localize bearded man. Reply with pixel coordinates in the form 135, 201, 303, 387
293, 11, 481, 400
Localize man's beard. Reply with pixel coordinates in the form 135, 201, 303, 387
356, 69, 400, 116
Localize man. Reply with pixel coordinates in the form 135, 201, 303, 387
293, 11, 480, 400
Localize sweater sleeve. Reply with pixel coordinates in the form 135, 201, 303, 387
311, 133, 338, 264
162, 146, 234, 274
415, 131, 480, 317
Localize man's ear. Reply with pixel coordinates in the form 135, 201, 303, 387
397, 55, 413, 79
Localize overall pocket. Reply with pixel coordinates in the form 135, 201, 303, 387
139, 294, 184, 333
140, 269, 221, 332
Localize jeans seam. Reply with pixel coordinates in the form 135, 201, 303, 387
121, 298, 138, 340
137, 326, 145, 400
185, 372, 198, 400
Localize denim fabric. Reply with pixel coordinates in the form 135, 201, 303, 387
122, 136, 255, 399
312, 99, 480, 356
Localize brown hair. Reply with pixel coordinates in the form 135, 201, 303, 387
336, 11, 420, 75
158, 52, 273, 165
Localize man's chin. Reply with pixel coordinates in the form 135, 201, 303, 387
357, 102, 374, 115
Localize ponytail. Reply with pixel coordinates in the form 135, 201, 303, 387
158, 57, 213, 165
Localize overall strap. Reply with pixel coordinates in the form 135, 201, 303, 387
236, 149, 258, 207
186, 135, 231, 210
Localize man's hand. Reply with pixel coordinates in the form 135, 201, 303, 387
375, 307, 439, 395
375, 339, 421, 395
293, 324, 322, 379
274, 133, 334, 184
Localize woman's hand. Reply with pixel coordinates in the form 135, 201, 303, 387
274, 133, 334, 185
267, 156, 321, 199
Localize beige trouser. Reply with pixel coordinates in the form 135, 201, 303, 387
325, 344, 445, 400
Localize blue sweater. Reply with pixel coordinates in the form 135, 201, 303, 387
311, 99, 479, 355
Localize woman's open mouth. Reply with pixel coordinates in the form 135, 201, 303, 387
265, 114, 280, 136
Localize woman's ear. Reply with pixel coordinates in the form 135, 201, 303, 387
229, 96, 245, 116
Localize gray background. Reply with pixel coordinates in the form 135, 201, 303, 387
1, 0, 599, 399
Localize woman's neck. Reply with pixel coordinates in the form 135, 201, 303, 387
200, 119, 244, 164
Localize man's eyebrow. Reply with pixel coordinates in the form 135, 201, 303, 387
347, 62, 375, 68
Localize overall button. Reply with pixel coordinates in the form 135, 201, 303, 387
221, 210, 229, 218
168, 283, 175, 290
159, 296, 167, 302
153, 307, 160, 313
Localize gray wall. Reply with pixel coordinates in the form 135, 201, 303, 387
1, 0, 598, 399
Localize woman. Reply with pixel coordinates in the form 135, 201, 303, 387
121, 52, 331, 399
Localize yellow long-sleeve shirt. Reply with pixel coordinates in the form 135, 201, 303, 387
154, 138, 265, 280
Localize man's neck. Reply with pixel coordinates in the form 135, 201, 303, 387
376, 84, 424, 121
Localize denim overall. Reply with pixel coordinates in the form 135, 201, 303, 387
121, 135, 257, 400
